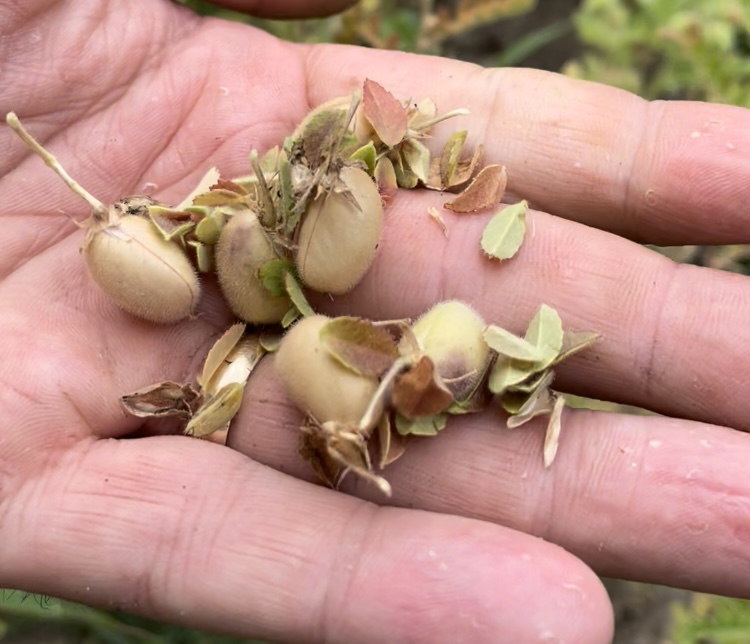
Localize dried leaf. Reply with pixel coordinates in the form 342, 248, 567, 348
204, 336, 266, 396
175, 166, 220, 211
450, 143, 484, 188
299, 426, 344, 489
554, 331, 600, 365
121, 381, 201, 418
392, 153, 419, 189
484, 324, 546, 361
395, 412, 448, 436
198, 323, 246, 390
320, 317, 400, 377
375, 156, 398, 201
440, 130, 467, 187
444, 164, 507, 212
391, 355, 454, 419
543, 395, 566, 467
377, 413, 407, 469
324, 422, 392, 496
259, 258, 296, 298
400, 138, 431, 184
505, 380, 556, 428
185, 382, 245, 438
192, 189, 246, 207
427, 207, 448, 237
362, 79, 408, 147
278, 153, 297, 235
481, 200, 527, 260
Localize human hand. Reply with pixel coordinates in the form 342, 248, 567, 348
3, 1, 750, 642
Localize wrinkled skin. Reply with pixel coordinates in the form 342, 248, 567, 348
2, 2, 750, 642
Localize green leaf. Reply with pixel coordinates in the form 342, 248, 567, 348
281, 306, 301, 329
320, 317, 399, 377
481, 200, 527, 260
259, 258, 296, 298
524, 304, 564, 369
194, 209, 225, 245
350, 141, 378, 175
440, 130, 467, 187
175, 166, 220, 211
484, 324, 546, 361
400, 138, 431, 184
278, 153, 298, 234
505, 377, 556, 428
284, 271, 315, 317
395, 412, 448, 436
487, 354, 536, 394
185, 382, 245, 438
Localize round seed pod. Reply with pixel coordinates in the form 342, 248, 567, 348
275, 315, 378, 425
83, 215, 200, 323
215, 210, 292, 324
410, 301, 490, 403
295, 166, 383, 295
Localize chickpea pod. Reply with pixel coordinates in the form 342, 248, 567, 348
295, 166, 384, 295
215, 210, 292, 324
6, 113, 200, 324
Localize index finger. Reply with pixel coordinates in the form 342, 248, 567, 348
301, 46, 750, 245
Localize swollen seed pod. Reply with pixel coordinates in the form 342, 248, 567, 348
295, 166, 383, 295
83, 215, 200, 323
410, 300, 490, 403
275, 315, 378, 425
215, 210, 292, 324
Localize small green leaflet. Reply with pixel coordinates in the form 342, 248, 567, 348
259, 258, 296, 298
481, 200, 528, 260
524, 304, 564, 370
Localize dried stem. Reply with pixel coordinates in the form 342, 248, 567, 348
6, 112, 108, 218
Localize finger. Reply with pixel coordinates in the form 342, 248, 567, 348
205, 0, 358, 18
297, 188, 750, 432
300, 44, 750, 244
0, 438, 614, 644
229, 359, 750, 599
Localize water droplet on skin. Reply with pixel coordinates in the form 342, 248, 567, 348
690, 130, 701, 138
700, 440, 712, 448
686, 469, 699, 480
521, 553, 532, 561
573, 161, 582, 169
686, 522, 708, 535
726, 142, 736, 150
648, 439, 662, 448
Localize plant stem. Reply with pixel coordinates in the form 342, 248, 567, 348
6, 112, 108, 218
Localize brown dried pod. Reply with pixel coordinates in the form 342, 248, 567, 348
275, 315, 379, 425
295, 166, 383, 295
215, 210, 292, 324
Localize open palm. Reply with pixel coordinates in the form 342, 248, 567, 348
3, 1, 750, 642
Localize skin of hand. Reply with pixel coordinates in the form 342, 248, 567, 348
2, 1, 750, 642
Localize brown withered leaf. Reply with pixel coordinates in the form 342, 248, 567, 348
121, 381, 201, 419
428, 207, 448, 237
451, 143, 484, 187
320, 317, 400, 377
400, 138, 431, 184
439, 130, 467, 186
426, 142, 483, 191
543, 395, 566, 468
444, 164, 507, 212
362, 79, 408, 147
375, 156, 398, 202
299, 422, 344, 489
392, 355, 454, 419
377, 413, 407, 469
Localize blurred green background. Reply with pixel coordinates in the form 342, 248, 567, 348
4, 0, 750, 642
